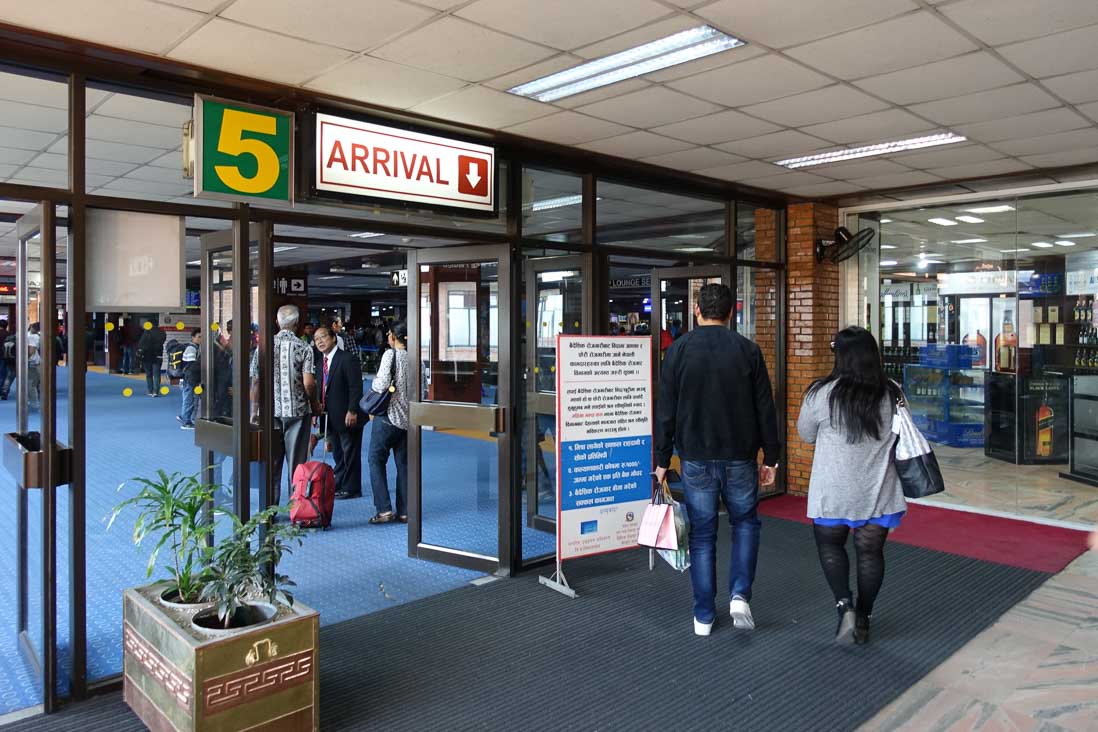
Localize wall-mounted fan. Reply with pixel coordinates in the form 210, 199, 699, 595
816, 226, 875, 263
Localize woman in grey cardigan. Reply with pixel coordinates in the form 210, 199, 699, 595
797, 326, 906, 645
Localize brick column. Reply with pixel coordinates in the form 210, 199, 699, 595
786, 202, 839, 495
751, 209, 778, 362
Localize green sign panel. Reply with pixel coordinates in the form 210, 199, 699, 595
195, 95, 292, 202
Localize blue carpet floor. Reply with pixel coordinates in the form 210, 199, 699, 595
0, 368, 555, 715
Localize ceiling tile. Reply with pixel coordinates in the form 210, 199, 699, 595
667, 54, 831, 107
222, 0, 436, 52
85, 157, 141, 176
307, 56, 466, 109
990, 128, 1098, 156
9, 166, 68, 186
716, 129, 832, 159
572, 15, 696, 58
696, 0, 916, 49
640, 147, 744, 171
808, 159, 913, 179
785, 12, 977, 80
740, 85, 889, 128
484, 54, 582, 91
0, 0, 204, 54
579, 131, 693, 158
411, 86, 554, 128
800, 109, 934, 144
169, 19, 353, 85
0, 147, 37, 166
372, 16, 556, 82
998, 25, 1098, 78
853, 52, 1023, 105
651, 110, 781, 145
503, 111, 631, 145
908, 83, 1060, 125
91, 93, 192, 127
156, 0, 223, 10
643, 44, 765, 83
892, 143, 1005, 168
1020, 149, 1098, 168
123, 165, 190, 184
740, 171, 831, 190
1076, 101, 1098, 124
87, 115, 181, 148
25, 151, 66, 170
926, 159, 1034, 180
554, 79, 651, 109
0, 99, 67, 134
455, 0, 671, 50
405, 0, 465, 8
0, 125, 59, 151
50, 137, 165, 164
940, 0, 1098, 46
0, 70, 70, 110
1042, 69, 1098, 104
694, 159, 787, 181
953, 108, 1090, 143
785, 181, 868, 198
100, 177, 191, 197
576, 87, 722, 127
148, 150, 184, 169
848, 170, 943, 189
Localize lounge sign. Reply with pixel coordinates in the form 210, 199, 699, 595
314, 113, 495, 212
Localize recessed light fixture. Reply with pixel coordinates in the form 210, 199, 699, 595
272, 246, 298, 253
928, 218, 957, 226
317, 275, 340, 280
964, 205, 1014, 214
955, 215, 984, 224
509, 25, 745, 103
1063, 232, 1096, 238
186, 259, 200, 266
918, 252, 941, 258
529, 194, 582, 211
879, 218, 893, 224
1031, 242, 1054, 248
880, 244, 896, 249
880, 260, 898, 266
1055, 240, 1076, 247
950, 238, 986, 244
775, 133, 966, 170
1000, 248, 1029, 253
675, 246, 715, 253
349, 232, 385, 239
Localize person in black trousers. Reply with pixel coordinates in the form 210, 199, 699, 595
314, 324, 364, 499
137, 321, 166, 397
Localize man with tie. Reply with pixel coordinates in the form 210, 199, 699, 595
314, 324, 365, 499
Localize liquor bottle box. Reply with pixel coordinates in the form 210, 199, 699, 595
1033, 306, 1043, 324
1038, 324, 1052, 344
1049, 305, 1060, 323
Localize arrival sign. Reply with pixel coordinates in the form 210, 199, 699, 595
541, 336, 653, 598
314, 113, 495, 212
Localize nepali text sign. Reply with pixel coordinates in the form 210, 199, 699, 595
194, 95, 292, 203
315, 113, 495, 212
556, 336, 652, 562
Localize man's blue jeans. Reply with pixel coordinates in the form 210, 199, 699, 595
681, 459, 761, 624
180, 381, 199, 426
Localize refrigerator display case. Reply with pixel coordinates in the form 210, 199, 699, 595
903, 362, 985, 448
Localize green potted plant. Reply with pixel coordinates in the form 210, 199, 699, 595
107, 470, 216, 606
193, 505, 305, 633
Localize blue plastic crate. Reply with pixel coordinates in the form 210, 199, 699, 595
927, 420, 983, 448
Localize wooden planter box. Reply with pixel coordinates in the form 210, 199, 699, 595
123, 585, 319, 731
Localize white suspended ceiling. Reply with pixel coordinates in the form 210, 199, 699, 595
1, 0, 1098, 199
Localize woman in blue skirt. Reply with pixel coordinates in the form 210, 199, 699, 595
797, 326, 906, 645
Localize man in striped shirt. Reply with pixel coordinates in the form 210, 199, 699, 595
250, 304, 320, 506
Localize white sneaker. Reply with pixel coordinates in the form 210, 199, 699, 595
693, 618, 713, 636
729, 597, 755, 630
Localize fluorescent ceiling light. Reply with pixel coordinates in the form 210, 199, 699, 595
1000, 248, 1029, 253
529, 194, 581, 212
1063, 232, 1095, 238
950, 238, 986, 244
928, 218, 957, 226
317, 275, 340, 280
349, 232, 385, 239
272, 246, 298, 253
880, 260, 898, 266
539, 271, 577, 283
1031, 242, 1054, 248
675, 246, 715, 253
879, 219, 892, 224
509, 26, 745, 103
1055, 240, 1076, 247
955, 215, 984, 224
918, 252, 941, 258
917, 260, 943, 268
964, 205, 1013, 214
775, 133, 965, 169
186, 259, 200, 265
880, 244, 896, 249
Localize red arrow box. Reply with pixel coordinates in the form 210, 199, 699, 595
457, 155, 489, 197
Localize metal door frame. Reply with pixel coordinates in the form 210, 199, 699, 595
407, 244, 513, 575
650, 264, 732, 387
13, 202, 60, 713
522, 254, 591, 535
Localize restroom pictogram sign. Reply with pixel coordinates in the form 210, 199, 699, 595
315, 113, 495, 212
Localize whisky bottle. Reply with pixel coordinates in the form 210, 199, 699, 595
1036, 399, 1054, 458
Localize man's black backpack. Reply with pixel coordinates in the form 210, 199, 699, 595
166, 340, 187, 379
2, 334, 15, 361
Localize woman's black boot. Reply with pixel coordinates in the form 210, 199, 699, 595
853, 612, 871, 645
835, 598, 856, 644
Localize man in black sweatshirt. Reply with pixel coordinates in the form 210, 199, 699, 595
654, 283, 779, 637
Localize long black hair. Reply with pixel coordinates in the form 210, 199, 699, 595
806, 326, 902, 443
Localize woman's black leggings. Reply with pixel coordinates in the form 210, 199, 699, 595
813, 523, 889, 615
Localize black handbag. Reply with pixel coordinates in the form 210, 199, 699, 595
892, 398, 946, 499
359, 351, 396, 417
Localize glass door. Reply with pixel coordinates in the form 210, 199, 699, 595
522, 255, 590, 546
407, 245, 512, 574
651, 265, 731, 382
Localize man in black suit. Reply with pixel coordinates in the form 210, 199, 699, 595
314, 324, 364, 499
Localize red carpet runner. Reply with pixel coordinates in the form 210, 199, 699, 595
759, 494, 1090, 574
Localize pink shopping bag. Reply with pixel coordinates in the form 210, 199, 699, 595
638, 502, 677, 550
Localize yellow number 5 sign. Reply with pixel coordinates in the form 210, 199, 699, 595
193, 95, 292, 203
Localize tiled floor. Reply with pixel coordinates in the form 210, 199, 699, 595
861, 549, 1098, 731
928, 445, 1098, 526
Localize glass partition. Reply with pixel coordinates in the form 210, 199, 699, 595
597, 181, 725, 254
0, 69, 69, 191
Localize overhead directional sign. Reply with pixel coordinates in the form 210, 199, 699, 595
193, 95, 293, 203
314, 113, 495, 213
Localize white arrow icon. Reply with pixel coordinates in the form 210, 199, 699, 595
465, 161, 481, 190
